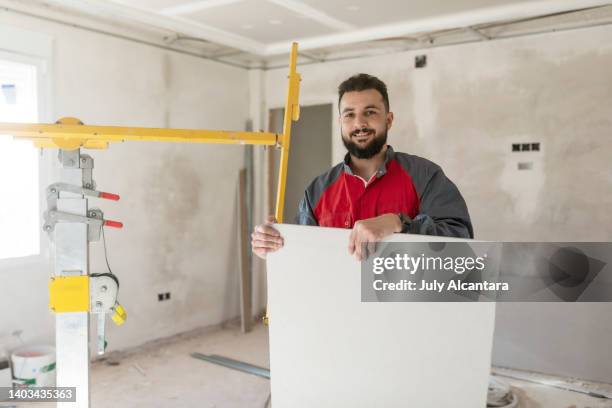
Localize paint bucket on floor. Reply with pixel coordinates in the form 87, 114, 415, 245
11, 346, 56, 387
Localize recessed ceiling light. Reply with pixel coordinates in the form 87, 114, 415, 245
347, 5, 360, 11
269, 19, 282, 25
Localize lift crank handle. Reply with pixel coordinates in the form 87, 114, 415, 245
104, 220, 123, 229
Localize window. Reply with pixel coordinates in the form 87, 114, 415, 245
0, 59, 40, 259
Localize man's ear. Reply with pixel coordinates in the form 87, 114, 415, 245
386, 111, 394, 130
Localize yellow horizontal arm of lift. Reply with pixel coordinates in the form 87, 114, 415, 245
0, 120, 279, 150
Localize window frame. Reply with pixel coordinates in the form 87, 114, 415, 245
0, 26, 53, 266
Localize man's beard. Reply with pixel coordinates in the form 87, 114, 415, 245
342, 127, 388, 159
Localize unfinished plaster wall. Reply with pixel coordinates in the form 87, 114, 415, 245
264, 26, 612, 382
0, 11, 250, 352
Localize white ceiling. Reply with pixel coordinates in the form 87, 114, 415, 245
38, 0, 612, 58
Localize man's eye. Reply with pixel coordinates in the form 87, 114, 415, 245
344, 113, 354, 118
365, 111, 376, 116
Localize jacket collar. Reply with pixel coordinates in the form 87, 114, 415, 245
343, 145, 394, 178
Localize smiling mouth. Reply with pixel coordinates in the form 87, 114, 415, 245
352, 130, 374, 139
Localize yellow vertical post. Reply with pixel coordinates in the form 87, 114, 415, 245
264, 42, 300, 327
274, 42, 301, 223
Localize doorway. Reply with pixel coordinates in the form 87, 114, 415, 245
269, 104, 333, 223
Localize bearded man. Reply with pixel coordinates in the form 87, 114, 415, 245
252, 73, 473, 261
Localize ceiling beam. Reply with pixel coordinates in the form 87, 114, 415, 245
159, 0, 244, 16
266, 0, 355, 31
300, 50, 326, 63
263, 0, 612, 55
45, 0, 265, 55
264, 18, 612, 70
467, 27, 491, 40
211, 49, 247, 58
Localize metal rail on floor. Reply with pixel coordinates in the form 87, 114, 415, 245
191, 353, 270, 379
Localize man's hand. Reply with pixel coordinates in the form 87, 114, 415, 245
348, 213, 402, 261
251, 215, 284, 260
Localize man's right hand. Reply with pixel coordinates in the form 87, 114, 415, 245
251, 215, 284, 260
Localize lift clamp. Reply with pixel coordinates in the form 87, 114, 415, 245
43, 183, 123, 241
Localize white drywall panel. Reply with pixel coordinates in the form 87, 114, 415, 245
267, 224, 495, 407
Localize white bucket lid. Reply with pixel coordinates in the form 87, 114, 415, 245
11, 346, 55, 363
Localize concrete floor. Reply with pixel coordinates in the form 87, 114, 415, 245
90, 323, 271, 408
14, 323, 612, 407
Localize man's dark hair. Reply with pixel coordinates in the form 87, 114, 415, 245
338, 73, 390, 112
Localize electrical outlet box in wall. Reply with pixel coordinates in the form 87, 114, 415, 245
512, 142, 540, 152
415, 55, 427, 68
511, 142, 541, 171
157, 292, 171, 301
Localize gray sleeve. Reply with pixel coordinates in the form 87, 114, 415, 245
409, 166, 474, 239
294, 190, 318, 226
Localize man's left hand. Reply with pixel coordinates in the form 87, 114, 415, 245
348, 213, 402, 261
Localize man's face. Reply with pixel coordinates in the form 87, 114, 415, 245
339, 89, 394, 159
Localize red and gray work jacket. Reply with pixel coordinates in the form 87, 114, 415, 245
295, 146, 473, 238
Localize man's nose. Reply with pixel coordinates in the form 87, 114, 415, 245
353, 113, 368, 128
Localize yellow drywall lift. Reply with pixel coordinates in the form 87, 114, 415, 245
0, 43, 301, 408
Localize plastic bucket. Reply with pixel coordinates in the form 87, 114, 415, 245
11, 346, 56, 387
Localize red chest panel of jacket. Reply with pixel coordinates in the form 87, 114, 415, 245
313, 159, 420, 228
